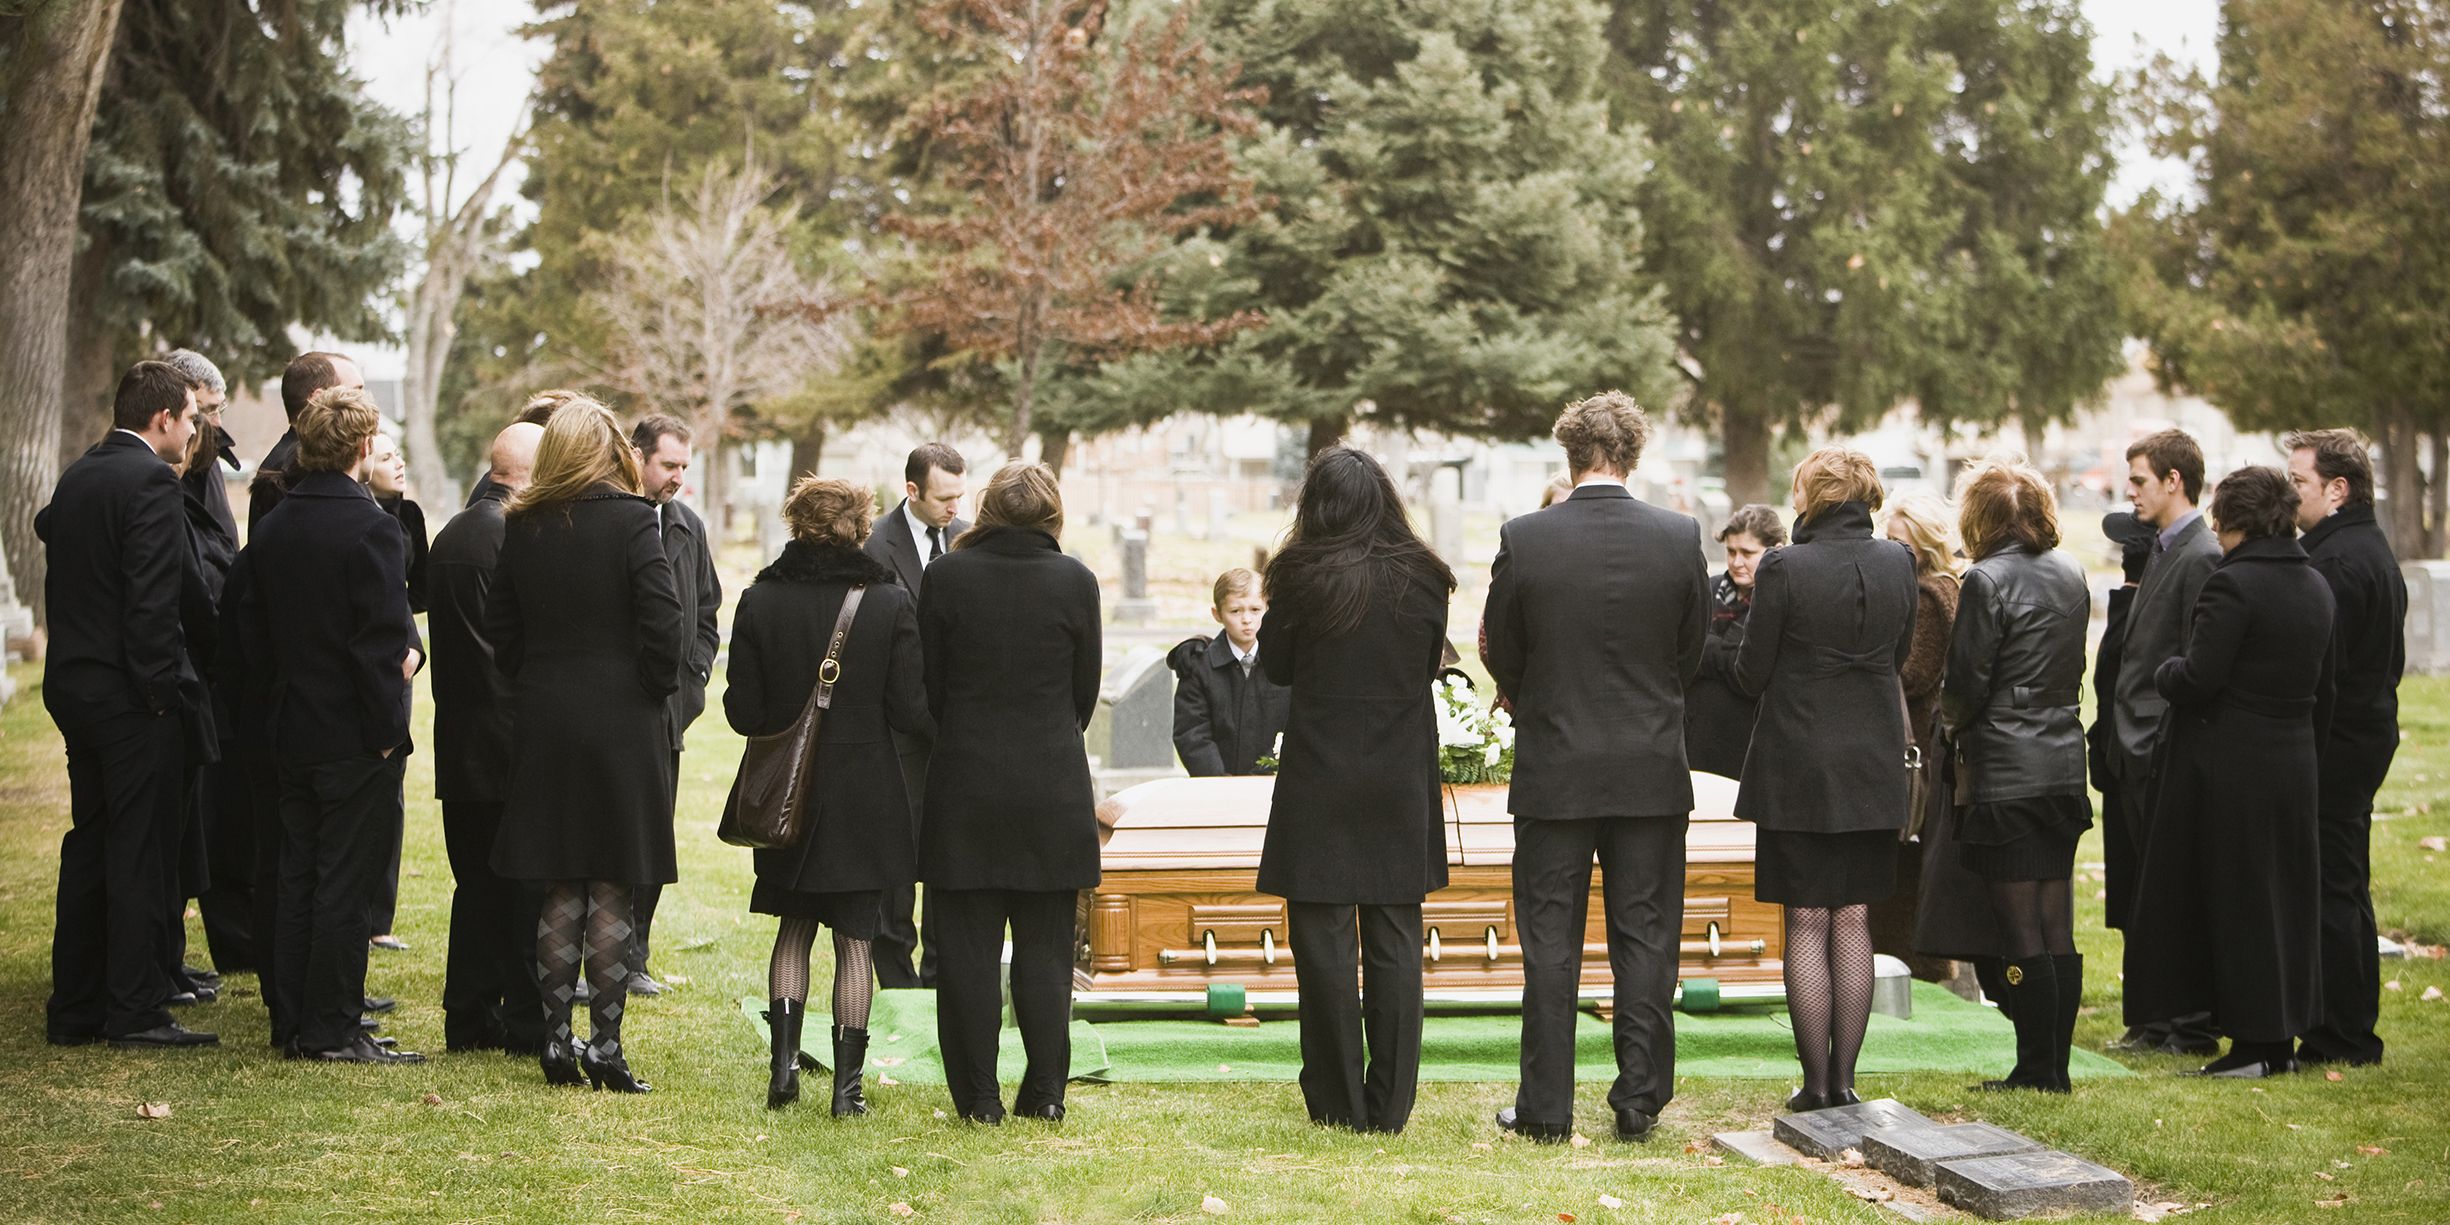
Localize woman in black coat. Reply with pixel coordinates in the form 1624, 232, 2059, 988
1730, 447, 1918, 1113
486, 399, 685, 1093
1938, 463, 2092, 1094
1258, 446, 1455, 1134
1685, 504, 1784, 779
2129, 466, 2336, 1078
918, 462, 1101, 1125
728, 478, 933, 1115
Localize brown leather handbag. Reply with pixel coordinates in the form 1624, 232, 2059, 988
718, 585, 866, 850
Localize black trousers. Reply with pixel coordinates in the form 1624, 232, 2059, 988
630, 750, 681, 976
1288, 900, 1423, 1132
238, 734, 293, 1043
932, 887, 1076, 1119
441, 801, 542, 1048
193, 754, 257, 971
2099, 778, 2137, 931
2115, 783, 2220, 1045
47, 712, 183, 1039
1513, 815, 1686, 1124
276, 752, 405, 1052
877, 739, 938, 988
2300, 806, 2384, 1063
369, 787, 404, 935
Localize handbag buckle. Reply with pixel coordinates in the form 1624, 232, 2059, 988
818, 658, 842, 685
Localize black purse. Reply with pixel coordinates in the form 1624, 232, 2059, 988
718, 585, 866, 850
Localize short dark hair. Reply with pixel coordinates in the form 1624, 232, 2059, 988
2126, 428, 2205, 503
114, 361, 196, 432
1717, 503, 1787, 548
1957, 459, 2062, 560
904, 442, 966, 489
631, 413, 692, 454
2283, 429, 2375, 507
281, 351, 351, 421
2210, 465, 2300, 542
1553, 391, 1651, 476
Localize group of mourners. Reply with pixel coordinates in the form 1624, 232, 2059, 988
41, 360, 2401, 1139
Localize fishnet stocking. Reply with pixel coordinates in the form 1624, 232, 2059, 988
831, 932, 875, 1030
1784, 907, 1833, 1097
1985, 879, 2076, 959
1827, 904, 1874, 1092
769, 917, 820, 1003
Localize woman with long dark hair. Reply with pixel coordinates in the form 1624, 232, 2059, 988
1258, 446, 1456, 1134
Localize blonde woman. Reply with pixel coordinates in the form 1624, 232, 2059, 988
486, 398, 687, 1093
1870, 493, 1963, 983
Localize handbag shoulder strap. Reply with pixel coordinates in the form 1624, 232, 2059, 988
813, 585, 866, 712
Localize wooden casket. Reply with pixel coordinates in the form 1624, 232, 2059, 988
1077, 774, 1783, 1013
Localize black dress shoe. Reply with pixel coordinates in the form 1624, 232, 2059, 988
1614, 1108, 1656, 1141
183, 965, 223, 989
626, 972, 666, 997
166, 991, 200, 1008
308, 1034, 426, 1065
2157, 1036, 2223, 1057
2106, 1024, 2167, 1052
1830, 1088, 1863, 1106
1495, 1106, 1570, 1143
1017, 1101, 1065, 1123
960, 1111, 1006, 1126
108, 1023, 220, 1049
2194, 1045, 2299, 1079
46, 1029, 102, 1047
581, 1044, 652, 1093
363, 996, 397, 1013
1782, 1090, 1828, 1114
358, 1016, 382, 1033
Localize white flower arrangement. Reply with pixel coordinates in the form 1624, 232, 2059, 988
1434, 674, 1514, 785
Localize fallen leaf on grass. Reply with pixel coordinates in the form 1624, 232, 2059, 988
1201, 1196, 1229, 1215
2386, 980, 2403, 991
422, 1092, 445, 1106
135, 1103, 171, 1120
2423, 986, 2446, 1002
1597, 1193, 1624, 1209
2132, 1202, 2195, 1222
2315, 1171, 2335, 1182
1848, 1185, 1894, 1203
873, 1056, 905, 1068
2326, 1070, 2344, 1081
878, 1076, 901, 1086
891, 1167, 909, 1178
1839, 1147, 1867, 1168
887, 1203, 916, 1218
2315, 1191, 2352, 1208
1471, 1142, 1492, 1152
1557, 1214, 1577, 1223
2358, 1145, 2389, 1157
1710, 1214, 1747, 1225
1569, 1134, 1592, 1149
1703, 1155, 1726, 1167
2419, 836, 2447, 852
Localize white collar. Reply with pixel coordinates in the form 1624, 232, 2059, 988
1573, 474, 1627, 489
905, 500, 945, 562
1228, 638, 1258, 665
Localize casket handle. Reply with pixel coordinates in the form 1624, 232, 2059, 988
1485, 926, 1501, 963
1427, 927, 1442, 963
1202, 930, 1218, 967
1262, 927, 1277, 966
1706, 921, 1722, 959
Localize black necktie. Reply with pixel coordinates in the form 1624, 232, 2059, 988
927, 525, 945, 562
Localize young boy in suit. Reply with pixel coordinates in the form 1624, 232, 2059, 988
1167, 569, 1290, 776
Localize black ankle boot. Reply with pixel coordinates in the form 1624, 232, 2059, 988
1978, 956, 2063, 1092
832, 1025, 870, 1117
767, 999, 802, 1110
582, 1040, 652, 1093
2050, 954, 2083, 1092
539, 1037, 585, 1087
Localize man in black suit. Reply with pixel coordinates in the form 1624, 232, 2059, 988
1482, 391, 1708, 1142
626, 414, 721, 995
863, 442, 969, 988
163, 350, 250, 981
2107, 428, 2224, 1055
2286, 430, 2407, 1068
40, 361, 216, 1050
429, 422, 546, 1053
227, 385, 426, 1065
245, 351, 363, 536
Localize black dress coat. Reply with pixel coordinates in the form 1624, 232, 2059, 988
657, 498, 723, 752
375, 493, 430, 614
729, 542, 933, 898
865, 500, 972, 595
1728, 501, 1918, 834
39, 432, 199, 732
2127, 534, 2337, 1042
485, 485, 688, 885
180, 425, 240, 602
2301, 505, 2406, 812
1684, 573, 1759, 780
246, 428, 299, 538
426, 485, 516, 804
1483, 483, 1709, 819
226, 472, 419, 765
1167, 631, 1291, 776
917, 527, 1102, 892
1256, 567, 1452, 905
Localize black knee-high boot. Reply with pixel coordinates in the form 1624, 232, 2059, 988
1979, 956, 2062, 1092
832, 1025, 870, 1117
767, 999, 802, 1110
2051, 954, 2083, 1092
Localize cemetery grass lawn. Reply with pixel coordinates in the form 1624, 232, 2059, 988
0, 660, 2445, 1224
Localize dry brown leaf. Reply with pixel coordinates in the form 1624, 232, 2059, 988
873, 1056, 905, 1068
1848, 1185, 1894, 1203
422, 1092, 445, 1106
2315, 1171, 2335, 1181
1704, 1155, 1726, 1167
2358, 1145, 2388, 1157
2314, 1193, 2352, 1208
1201, 1195, 1229, 1215
887, 1203, 916, 1218
1558, 1215, 1578, 1223
135, 1102, 172, 1120
1569, 1133, 1592, 1149
2418, 836, 2446, 852
2326, 1070, 2345, 1082
1839, 1147, 1867, 1168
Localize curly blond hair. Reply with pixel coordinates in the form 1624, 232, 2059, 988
1553, 391, 1652, 476
1884, 492, 1961, 576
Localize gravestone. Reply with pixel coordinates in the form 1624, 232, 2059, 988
1934, 1150, 2133, 1220
1861, 1121, 2042, 1187
1102, 648, 1176, 770
1115, 507, 1157, 625
1708, 1130, 1801, 1166
1871, 952, 1914, 1019
1771, 1098, 1935, 1160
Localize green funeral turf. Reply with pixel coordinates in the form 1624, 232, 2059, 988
743, 981, 2129, 1084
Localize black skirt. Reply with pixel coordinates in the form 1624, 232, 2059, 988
1756, 828, 1898, 907
1955, 794, 2091, 882
749, 884, 884, 939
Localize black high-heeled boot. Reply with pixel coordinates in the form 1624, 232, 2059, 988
766, 999, 802, 1110
1978, 956, 2062, 1092
583, 1041, 653, 1093
2050, 953, 2083, 1093
539, 1037, 585, 1087
831, 1025, 870, 1117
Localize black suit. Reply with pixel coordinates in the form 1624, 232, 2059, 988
39, 431, 195, 1040
1482, 483, 1708, 1126
184, 427, 255, 971
631, 497, 722, 977
1167, 632, 1290, 776
862, 500, 969, 988
229, 470, 419, 1053
426, 484, 543, 1050
2297, 505, 2406, 1065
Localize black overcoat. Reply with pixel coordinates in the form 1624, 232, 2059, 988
427, 486, 515, 803
2301, 505, 2405, 812
658, 497, 723, 751
1729, 501, 1918, 834
917, 527, 1102, 892
729, 542, 933, 895
486, 485, 687, 885
2127, 534, 2337, 1043
1167, 631, 1291, 777
245, 428, 298, 538
39, 432, 198, 732
376, 493, 430, 614
1483, 483, 1708, 819
1684, 573, 1759, 780
1256, 567, 1451, 905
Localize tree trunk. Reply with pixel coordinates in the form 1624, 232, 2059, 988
1036, 423, 1071, 479
61, 236, 119, 468
2379, 405, 2425, 556
2427, 427, 2448, 561
402, 268, 463, 511
1720, 403, 1773, 508
788, 420, 827, 485
1305, 414, 1347, 458
0, 0, 128, 627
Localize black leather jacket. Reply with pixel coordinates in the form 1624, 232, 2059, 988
1942, 543, 2090, 803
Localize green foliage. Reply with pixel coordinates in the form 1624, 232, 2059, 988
74, 0, 417, 384
1092, 0, 1677, 449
